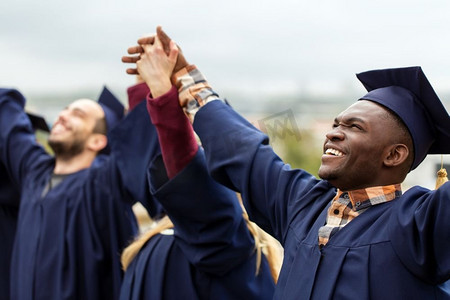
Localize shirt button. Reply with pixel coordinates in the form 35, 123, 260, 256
333, 209, 340, 215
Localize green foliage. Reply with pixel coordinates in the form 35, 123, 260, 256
269, 130, 322, 178
35, 130, 53, 155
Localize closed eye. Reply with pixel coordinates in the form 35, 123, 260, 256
72, 108, 87, 119
332, 123, 362, 130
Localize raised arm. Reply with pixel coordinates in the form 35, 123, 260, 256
102, 83, 162, 215
0, 88, 51, 191
128, 33, 259, 274
126, 27, 334, 243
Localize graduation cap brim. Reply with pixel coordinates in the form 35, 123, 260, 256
26, 112, 50, 133
356, 66, 450, 170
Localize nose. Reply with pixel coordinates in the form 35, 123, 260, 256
325, 127, 345, 141
55, 109, 69, 123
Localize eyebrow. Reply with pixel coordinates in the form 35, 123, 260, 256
334, 116, 366, 124
72, 107, 88, 117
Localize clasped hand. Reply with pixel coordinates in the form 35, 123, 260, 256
122, 26, 189, 98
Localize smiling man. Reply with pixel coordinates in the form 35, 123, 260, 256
318, 99, 414, 191
127, 29, 450, 299
190, 66, 450, 299
0, 86, 160, 300
48, 99, 107, 170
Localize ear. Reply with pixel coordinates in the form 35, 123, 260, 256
383, 144, 409, 168
86, 134, 108, 153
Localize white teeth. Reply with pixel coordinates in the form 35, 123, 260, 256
325, 148, 344, 156
51, 123, 65, 133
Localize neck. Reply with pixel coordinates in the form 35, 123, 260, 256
53, 151, 95, 175
338, 180, 403, 192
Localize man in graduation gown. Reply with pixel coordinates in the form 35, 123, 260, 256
126, 27, 450, 299
0, 85, 160, 300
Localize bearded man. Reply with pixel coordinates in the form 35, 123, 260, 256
0, 86, 160, 300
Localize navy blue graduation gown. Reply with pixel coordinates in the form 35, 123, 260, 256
0, 162, 20, 300
193, 100, 450, 299
119, 150, 275, 300
0, 88, 161, 300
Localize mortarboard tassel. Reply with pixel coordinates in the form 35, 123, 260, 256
435, 155, 448, 189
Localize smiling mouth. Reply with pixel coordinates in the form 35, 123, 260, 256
324, 148, 344, 157
51, 123, 70, 134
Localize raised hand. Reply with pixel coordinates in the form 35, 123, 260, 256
136, 35, 178, 98
155, 26, 188, 75
122, 26, 189, 81
121, 36, 154, 75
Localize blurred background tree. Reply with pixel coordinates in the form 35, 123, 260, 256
264, 126, 322, 178
261, 119, 322, 177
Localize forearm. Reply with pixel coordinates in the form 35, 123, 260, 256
146, 86, 198, 178
173, 68, 324, 240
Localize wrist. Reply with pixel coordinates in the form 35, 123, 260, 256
146, 77, 172, 99
172, 65, 222, 113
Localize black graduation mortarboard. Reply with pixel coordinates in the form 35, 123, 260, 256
97, 86, 124, 132
26, 112, 50, 133
356, 66, 450, 170
97, 86, 125, 155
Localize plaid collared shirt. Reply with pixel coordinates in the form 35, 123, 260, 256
318, 184, 402, 248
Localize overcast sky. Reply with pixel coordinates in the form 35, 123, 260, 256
1, 0, 450, 188
1, 0, 450, 103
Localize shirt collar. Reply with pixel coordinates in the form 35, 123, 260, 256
334, 184, 402, 211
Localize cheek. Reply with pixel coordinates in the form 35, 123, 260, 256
74, 120, 92, 134
351, 144, 385, 170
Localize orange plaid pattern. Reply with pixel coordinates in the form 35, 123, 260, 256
318, 184, 402, 248
172, 65, 221, 119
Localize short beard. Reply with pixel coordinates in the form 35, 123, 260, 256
48, 139, 85, 160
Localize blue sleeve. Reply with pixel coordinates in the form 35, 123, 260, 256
0, 89, 51, 192
148, 149, 255, 276
389, 182, 450, 284
193, 100, 327, 243
105, 101, 163, 218
0, 162, 20, 207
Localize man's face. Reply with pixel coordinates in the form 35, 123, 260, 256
48, 99, 104, 158
318, 100, 395, 190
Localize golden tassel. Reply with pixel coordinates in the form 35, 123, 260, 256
435, 155, 448, 189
